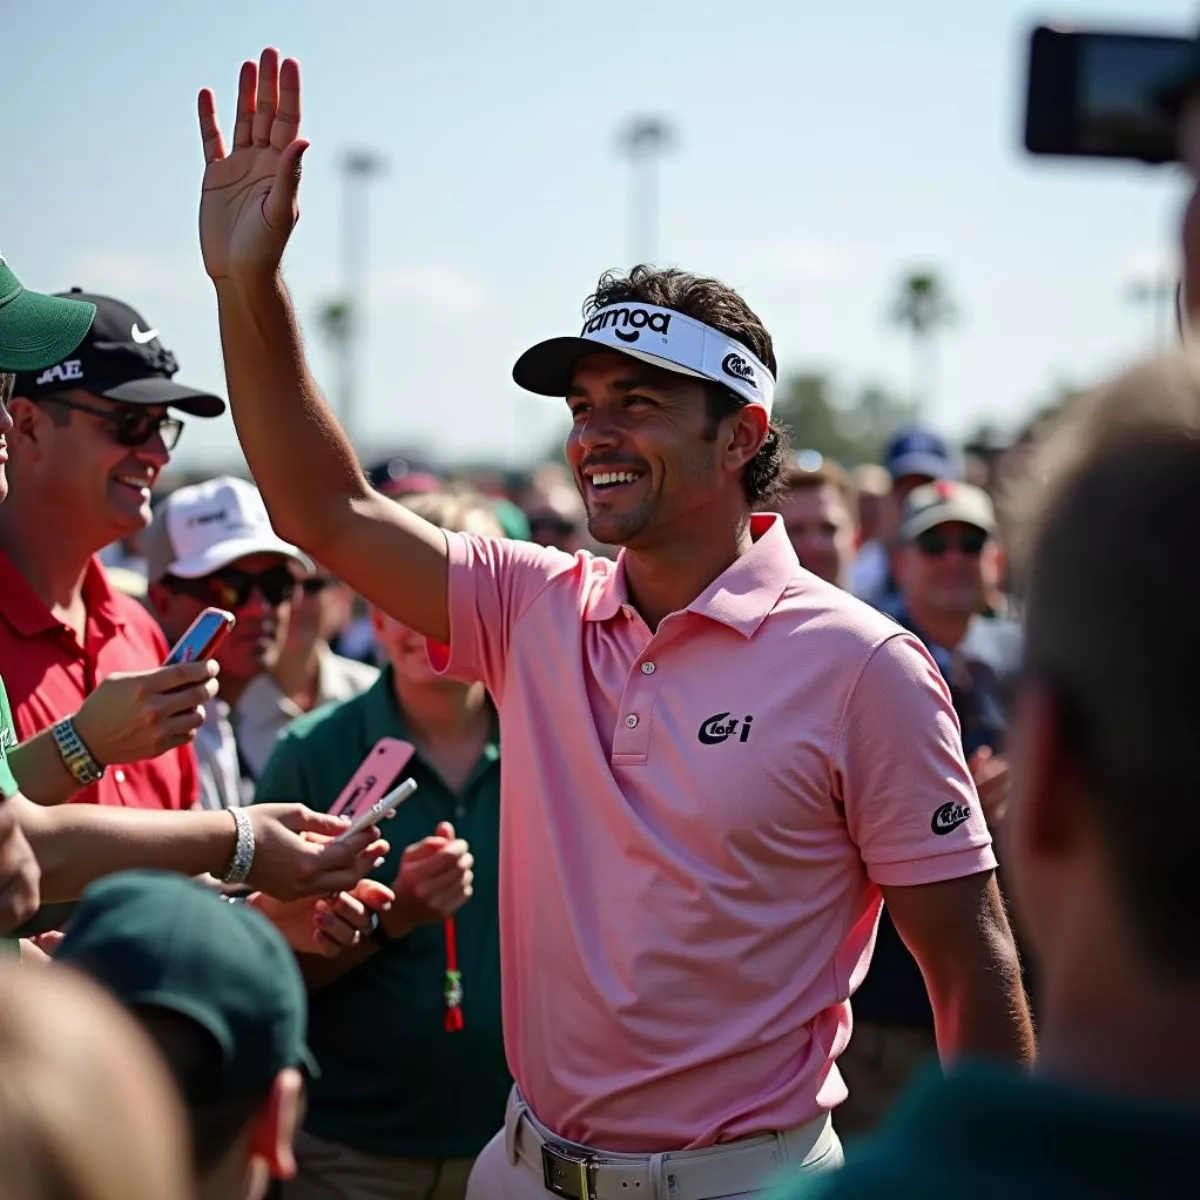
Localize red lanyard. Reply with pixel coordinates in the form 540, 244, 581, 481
443, 917, 463, 1032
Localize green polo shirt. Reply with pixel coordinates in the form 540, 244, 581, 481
0, 676, 19, 800
254, 669, 509, 1159
776, 1061, 1200, 1200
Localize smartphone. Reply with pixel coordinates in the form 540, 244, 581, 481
328, 738, 416, 818
164, 608, 236, 665
333, 777, 418, 843
1024, 24, 1195, 164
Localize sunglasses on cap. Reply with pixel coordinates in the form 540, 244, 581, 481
164, 564, 298, 609
915, 527, 989, 558
42, 394, 183, 451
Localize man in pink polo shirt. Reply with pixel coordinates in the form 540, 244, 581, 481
196, 48, 1034, 1199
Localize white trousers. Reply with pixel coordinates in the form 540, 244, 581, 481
465, 1088, 843, 1200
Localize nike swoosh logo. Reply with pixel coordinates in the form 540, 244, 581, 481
130, 324, 159, 344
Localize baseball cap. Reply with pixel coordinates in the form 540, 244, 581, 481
884, 427, 959, 482
55, 871, 316, 1101
513, 301, 776, 414
0, 256, 96, 372
11, 290, 224, 417
900, 480, 997, 543
144, 475, 313, 583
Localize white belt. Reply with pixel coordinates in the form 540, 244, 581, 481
504, 1089, 837, 1200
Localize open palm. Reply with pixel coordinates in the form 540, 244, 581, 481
197, 48, 307, 281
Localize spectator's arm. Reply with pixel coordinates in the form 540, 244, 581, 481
883, 871, 1035, 1066
14, 795, 237, 901
7, 731, 84, 805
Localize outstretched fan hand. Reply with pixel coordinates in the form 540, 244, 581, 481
197, 47, 308, 281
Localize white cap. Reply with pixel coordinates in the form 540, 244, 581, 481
145, 475, 313, 583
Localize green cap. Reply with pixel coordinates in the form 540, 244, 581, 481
0, 256, 96, 372
56, 870, 315, 1101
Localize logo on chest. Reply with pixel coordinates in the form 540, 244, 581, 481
697, 712, 754, 745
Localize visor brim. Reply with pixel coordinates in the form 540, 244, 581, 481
513, 336, 709, 397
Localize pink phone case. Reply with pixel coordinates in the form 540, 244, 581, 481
329, 738, 415, 818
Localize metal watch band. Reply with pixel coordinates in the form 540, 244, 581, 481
221, 808, 255, 886
51, 717, 105, 786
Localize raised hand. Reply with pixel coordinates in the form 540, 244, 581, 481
197, 47, 307, 282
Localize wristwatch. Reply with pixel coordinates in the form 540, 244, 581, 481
51, 717, 105, 787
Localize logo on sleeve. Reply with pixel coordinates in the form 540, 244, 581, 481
698, 712, 754, 745
930, 801, 972, 835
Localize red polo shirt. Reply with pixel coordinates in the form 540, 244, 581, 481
0, 549, 198, 809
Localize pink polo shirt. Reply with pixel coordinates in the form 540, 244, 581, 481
435, 513, 994, 1153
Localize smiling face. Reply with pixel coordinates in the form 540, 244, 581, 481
564, 352, 765, 548
8, 388, 174, 549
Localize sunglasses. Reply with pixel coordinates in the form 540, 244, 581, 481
43, 394, 183, 451
915, 527, 989, 558
299, 576, 337, 596
165, 564, 298, 609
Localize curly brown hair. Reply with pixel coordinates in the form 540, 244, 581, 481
583, 267, 791, 505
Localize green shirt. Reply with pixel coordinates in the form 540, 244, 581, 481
775, 1061, 1200, 1200
0, 676, 20, 800
254, 669, 509, 1158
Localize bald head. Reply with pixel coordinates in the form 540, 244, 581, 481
0, 962, 191, 1200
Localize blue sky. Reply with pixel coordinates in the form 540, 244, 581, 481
4, 0, 1196, 472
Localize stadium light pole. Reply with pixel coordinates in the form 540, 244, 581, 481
339, 150, 385, 448
618, 117, 676, 266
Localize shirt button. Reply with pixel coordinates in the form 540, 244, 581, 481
624, 714, 639, 728
640, 661, 656, 675
113, 769, 126, 783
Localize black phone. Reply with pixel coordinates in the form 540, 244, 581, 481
1023, 24, 1195, 165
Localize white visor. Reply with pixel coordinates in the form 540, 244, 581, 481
512, 301, 776, 415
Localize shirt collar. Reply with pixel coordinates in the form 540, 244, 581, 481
0, 550, 127, 638
584, 513, 798, 639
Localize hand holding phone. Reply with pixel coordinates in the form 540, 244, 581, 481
164, 608, 236, 665
333, 778, 418, 844
328, 738, 416, 818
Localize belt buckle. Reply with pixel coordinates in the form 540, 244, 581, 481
541, 1142, 595, 1200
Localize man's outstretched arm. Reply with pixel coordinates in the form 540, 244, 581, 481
198, 48, 449, 643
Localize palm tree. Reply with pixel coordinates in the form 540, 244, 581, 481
890, 270, 958, 423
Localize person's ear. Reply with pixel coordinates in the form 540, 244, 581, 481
7, 396, 55, 464
720, 404, 768, 474
246, 1068, 303, 1180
